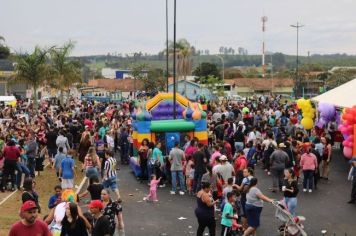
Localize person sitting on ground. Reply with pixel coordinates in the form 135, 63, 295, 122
48, 185, 62, 209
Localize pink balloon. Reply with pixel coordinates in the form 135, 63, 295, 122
343, 147, 353, 159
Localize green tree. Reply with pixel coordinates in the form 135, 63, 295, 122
327, 69, 356, 89
49, 41, 82, 106
130, 63, 148, 96
204, 76, 225, 97
168, 39, 193, 94
11, 46, 50, 111
193, 62, 220, 83
142, 68, 166, 92
0, 36, 10, 59
224, 68, 244, 79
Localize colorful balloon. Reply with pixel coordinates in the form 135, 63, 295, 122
343, 147, 353, 159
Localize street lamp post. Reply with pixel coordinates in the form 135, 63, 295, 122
215, 55, 224, 81
166, 0, 169, 92
173, 0, 177, 119
291, 22, 304, 98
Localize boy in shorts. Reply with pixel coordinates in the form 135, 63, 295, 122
103, 150, 121, 201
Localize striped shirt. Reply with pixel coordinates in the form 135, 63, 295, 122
104, 157, 117, 178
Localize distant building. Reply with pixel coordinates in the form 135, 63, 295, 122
168, 79, 214, 101
224, 78, 294, 97
88, 78, 144, 99
101, 68, 148, 79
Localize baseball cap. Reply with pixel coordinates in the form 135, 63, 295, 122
87, 200, 104, 209
238, 121, 244, 126
279, 143, 286, 148
21, 200, 37, 212
219, 155, 228, 161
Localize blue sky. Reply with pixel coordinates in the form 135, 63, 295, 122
1, 0, 356, 56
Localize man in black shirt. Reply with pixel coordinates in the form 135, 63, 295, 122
88, 200, 111, 236
193, 143, 208, 193
46, 126, 58, 166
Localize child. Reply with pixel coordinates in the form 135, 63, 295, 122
78, 175, 104, 201
221, 177, 234, 210
143, 174, 162, 202
187, 163, 195, 195
54, 147, 66, 181
231, 208, 243, 236
221, 191, 238, 236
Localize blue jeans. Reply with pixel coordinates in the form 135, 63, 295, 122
103, 176, 118, 191
27, 158, 36, 177
303, 170, 314, 190
284, 197, 297, 216
16, 162, 30, 188
171, 170, 185, 192
234, 142, 244, 152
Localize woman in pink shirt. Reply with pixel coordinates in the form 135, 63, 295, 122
185, 139, 198, 159
210, 145, 221, 166
300, 149, 318, 193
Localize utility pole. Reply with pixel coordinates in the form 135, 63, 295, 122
173, 0, 176, 119
166, 0, 169, 92
291, 22, 304, 98
261, 16, 268, 78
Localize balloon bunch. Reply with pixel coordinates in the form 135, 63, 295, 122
317, 102, 336, 128
297, 98, 315, 130
338, 105, 356, 158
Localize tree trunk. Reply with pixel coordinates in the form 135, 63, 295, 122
60, 90, 64, 106
33, 85, 38, 113
66, 89, 71, 107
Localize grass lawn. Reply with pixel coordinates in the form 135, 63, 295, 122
0, 157, 85, 235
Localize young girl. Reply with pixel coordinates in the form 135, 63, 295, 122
143, 174, 162, 202
185, 157, 194, 195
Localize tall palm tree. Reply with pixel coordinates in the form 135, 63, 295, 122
169, 39, 193, 95
10, 46, 50, 112
49, 41, 81, 105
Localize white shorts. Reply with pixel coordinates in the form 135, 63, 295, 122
61, 179, 74, 189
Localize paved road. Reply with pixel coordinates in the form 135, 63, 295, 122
82, 150, 356, 236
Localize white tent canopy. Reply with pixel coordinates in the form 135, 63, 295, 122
312, 78, 356, 108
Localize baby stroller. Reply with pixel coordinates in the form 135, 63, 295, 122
271, 201, 307, 236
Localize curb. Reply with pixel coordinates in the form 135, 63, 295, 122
76, 176, 87, 194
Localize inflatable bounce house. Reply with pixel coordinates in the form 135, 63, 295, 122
130, 93, 208, 176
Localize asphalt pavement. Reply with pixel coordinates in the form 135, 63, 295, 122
81, 150, 356, 236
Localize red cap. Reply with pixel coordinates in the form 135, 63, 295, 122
87, 200, 103, 209
21, 200, 38, 212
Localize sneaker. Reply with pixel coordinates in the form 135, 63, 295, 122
347, 200, 355, 204
309, 189, 312, 193
170, 191, 176, 195
159, 184, 166, 188
143, 197, 147, 201
303, 189, 307, 192
267, 172, 271, 176
154, 200, 159, 202
179, 191, 185, 195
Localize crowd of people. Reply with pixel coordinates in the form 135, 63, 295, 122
135, 95, 343, 236
0, 98, 133, 236
0, 93, 351, 236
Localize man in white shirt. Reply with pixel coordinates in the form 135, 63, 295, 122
213, 155, 235, 183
